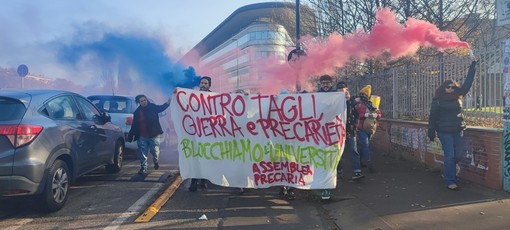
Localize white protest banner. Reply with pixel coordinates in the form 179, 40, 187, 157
170, 88, 346, 189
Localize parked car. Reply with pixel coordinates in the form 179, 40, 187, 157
0, 89, 125, 212
86, 95, 172, 150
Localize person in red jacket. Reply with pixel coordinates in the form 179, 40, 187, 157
353, 85, 381, 174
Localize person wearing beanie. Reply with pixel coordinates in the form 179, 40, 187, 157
353, 84, 381, 174
188, 76, 213, 192
360, 85, 372, 98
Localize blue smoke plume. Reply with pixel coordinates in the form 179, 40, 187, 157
54, 32, 200, 93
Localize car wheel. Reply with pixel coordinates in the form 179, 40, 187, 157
106, 140, 123, 173
40, 159, 70, 212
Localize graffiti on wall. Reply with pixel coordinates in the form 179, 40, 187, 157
504, 126, 510, 191
466, 139, 489, 171
390, 125, 489, 177
390, 126, 427, 162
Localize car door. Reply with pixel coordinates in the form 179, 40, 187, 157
74, 96, 112, 164
45, 95, 98, 175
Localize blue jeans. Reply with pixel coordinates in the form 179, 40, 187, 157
338, 135, 362, 173
357, 130, 371, 167
437, 131, 466, 185
137, 135, 161, 170
337, 135, 362, 173
347, 135, 362, 173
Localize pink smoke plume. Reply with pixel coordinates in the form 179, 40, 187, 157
253, 8, 469, 94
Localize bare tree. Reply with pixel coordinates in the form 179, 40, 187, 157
302, 0, 502, 75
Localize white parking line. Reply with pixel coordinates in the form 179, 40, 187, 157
103, 183, 164, 230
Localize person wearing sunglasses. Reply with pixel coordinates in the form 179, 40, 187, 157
428, 57, 477, 191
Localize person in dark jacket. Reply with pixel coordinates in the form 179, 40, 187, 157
428, 59, 477, 191
336, 82, 364, 180
128, 94, 171, 175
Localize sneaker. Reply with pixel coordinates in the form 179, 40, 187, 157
279, 187, 287, 197
321, 189, 331, 200
154, 163, 159, 170
189, 179, 198, 192
138, 169, 147, 175
352, 172, 365, 180
285, 190, 295, 200
447, 184, 459, 191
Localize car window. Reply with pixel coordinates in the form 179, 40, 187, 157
88, 96, 130, 113
88, 98, 105, 111
106, 99, 129, 113
46, 96, 79, 120
75, 96, 100, 120
0, 97, 26, 121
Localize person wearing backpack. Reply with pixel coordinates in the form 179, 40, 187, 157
353, 85, 381, 174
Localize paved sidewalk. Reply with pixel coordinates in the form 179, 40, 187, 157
324, 152, 510, 230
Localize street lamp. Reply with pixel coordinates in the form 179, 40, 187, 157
288, 0, 306, 92
295, 0, 300, 50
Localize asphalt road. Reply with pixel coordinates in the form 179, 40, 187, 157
0, 141, 339, 230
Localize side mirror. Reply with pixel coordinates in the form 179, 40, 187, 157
93, 112, 111, 124
102, 112, 112, 123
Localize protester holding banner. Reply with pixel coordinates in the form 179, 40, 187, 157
318, 74, 335, 92
353, 85, 382, 175
316, 75, 337, 200
188, 76, 213, 192
171, 84, 345, 195
127, 94, 171, 175
336, 82, 364, 181
428, 58, 477, 191
276, 88, 296, 200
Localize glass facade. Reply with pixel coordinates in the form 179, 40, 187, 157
199, 23, 293, 93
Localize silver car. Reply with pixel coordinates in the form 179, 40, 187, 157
0, 89, 124, 212
86, 95, 172, 150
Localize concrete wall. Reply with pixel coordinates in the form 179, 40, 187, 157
371, 119, 503, 190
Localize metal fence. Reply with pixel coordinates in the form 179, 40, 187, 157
348, 42, 504, 128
